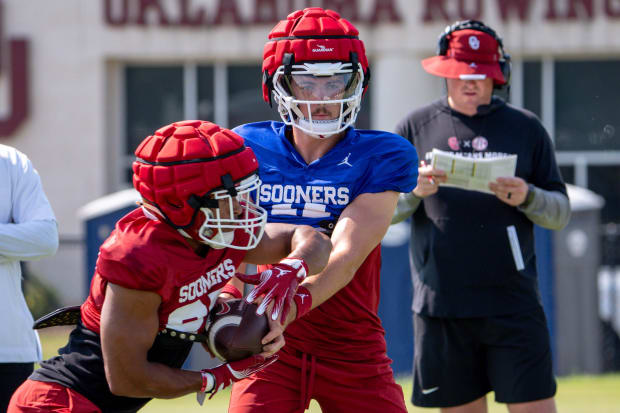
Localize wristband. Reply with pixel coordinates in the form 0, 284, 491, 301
293, 285, 313, 320
220, 283, 242, 299
520, 184, 536, 208
200, 369, 214, 393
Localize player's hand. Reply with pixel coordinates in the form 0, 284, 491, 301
236, 258, 308, 323
412, 160, 447, 198
199, 354, 278, 402
259, 315, 285, 357
208, 355, 278, 393
489, 176, 528, 206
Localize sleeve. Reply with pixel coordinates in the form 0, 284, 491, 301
389, 115, 424, 224
95, 233, 167, 293
0, 150, 58, 261
391, 191, 422, 225
518, 118, 570, 230
359, 134, 419, 195
518, 186, 571, 230
0, 220, 58, 261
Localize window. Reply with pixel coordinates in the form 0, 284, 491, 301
125, 66, 184, 156
559, 166, 574, 186
555, 60, 620, 151
355, 83, 372, 130
227, 65, 279, 127
523, 61, 542, 119
588, 166, 620, 223
197, 66, 215, 123
122, 62, 373, 184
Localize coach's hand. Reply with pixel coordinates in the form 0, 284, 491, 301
413, 161, 447, 198
489, 176, 528, 206
236, 258, 308, 323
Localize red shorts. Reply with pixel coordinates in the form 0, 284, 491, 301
229, 346, 407, 413
8, 380, 101, 413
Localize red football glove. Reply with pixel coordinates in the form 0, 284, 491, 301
197, 354, 278, 404
236, 258, 308, 323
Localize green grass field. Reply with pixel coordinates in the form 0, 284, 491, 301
38, 327, 620, 412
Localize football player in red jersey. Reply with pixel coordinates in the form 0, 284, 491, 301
8, 120, 331, 413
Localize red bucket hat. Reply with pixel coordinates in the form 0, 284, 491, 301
422, 29, 506, 85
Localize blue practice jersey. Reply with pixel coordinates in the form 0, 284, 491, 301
234, 121, 418, 361
234, 121, 418, 233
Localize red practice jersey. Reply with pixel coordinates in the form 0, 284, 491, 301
81, 208, 247, 334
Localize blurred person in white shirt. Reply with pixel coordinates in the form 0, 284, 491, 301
0, 144, 58, 412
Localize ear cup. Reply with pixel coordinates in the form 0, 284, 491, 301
498, 55, 512, 89
437, 29, 450, 55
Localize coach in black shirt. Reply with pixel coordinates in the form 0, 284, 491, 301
392, 20, 570, 413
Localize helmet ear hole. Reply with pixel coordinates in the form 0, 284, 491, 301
165, 198, 184, 209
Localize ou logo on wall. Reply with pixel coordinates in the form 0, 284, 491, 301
0, 0, 29, 137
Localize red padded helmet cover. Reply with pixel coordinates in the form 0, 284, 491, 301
132, 120, 259, 227
262, 7, 369, 103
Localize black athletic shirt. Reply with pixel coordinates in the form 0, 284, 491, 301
395, 97, 567, 318
31, 321, 192, 413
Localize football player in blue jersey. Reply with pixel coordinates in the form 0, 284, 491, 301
224, 7, 419, 413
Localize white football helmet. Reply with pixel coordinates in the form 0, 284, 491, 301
271, 62, 364, 138
189, 175, 267, 250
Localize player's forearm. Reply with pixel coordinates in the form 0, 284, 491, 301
391, 191, 421, 224
0, 220, 58, 261
225, 276, 245, 296
289, 192, 397, 320
300, 246, 359, 309
107, 361, 202, 399
518, 186, 571, 230
287, 226, 332, 275
300, 215, 391, 309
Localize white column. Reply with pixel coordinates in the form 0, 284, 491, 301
510, 58, 523, 108
541, 57, 555, 142
183, 63, 198, 120
371, 53, 442, 133
214, 63, 228, 128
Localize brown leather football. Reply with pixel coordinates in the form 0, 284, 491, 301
206, 299, 269, 362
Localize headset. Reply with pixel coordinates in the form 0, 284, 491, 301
437, 20, 511, 90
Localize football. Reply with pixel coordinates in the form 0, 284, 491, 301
206, 298, 269, 362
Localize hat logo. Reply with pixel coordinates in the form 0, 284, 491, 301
469, 62, 477, 68
468, 36, 480, 50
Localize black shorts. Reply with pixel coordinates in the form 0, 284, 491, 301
412, 306, 557, 407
